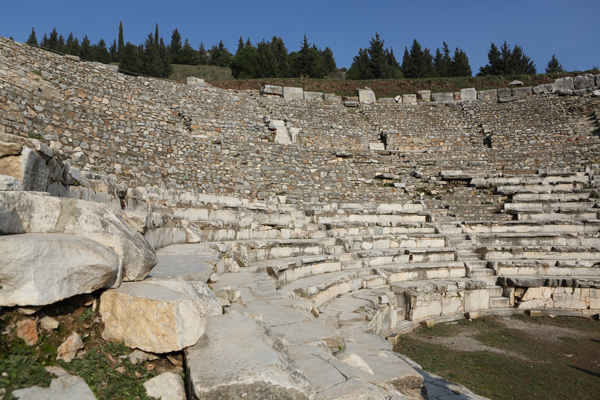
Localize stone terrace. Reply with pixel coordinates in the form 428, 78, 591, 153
1, 36, 600, 400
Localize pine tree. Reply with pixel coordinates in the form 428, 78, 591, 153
478, 41, 536, 76
143, 32, 162, 77
180, 39, 199, 65
449, 48, 471, 77
56, 35, 65, 53
169, 28, 182, 64
402, 39, 434, 78
230, 44, 257, 79
154, 24, 159, 49
26, 28, 37, 45
109, 39, 118, 62
95, 38, 110, 64
47, 28, 59, 50
67, 34, 80, 56
434, 42, 452, 77
245, 38, 251, 47
159, 38, 173, 78
237, 36, 245, 53
546, 54, 565, 73
320, 47, 336, 74
198, 42, 209, 65
118, 21, 125, 62
119, 42, 142, 75
80, 35, 92, 60
270, 36, 288, 77
255, 40, 278, 78
209, 41, 232, 67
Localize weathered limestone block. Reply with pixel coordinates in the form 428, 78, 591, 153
402, 94, 417, 104
512, 87, 533, 97
477, 89, 498, 101
533, 84, 553, 94
0, 233, 120, 307
431, 93, 453, 102
460, 88, 477, 101
12, 366, 96, 400
304, 92, 324, 101
356, 89, 376, 103
261, 85, 283, 97
323, 93, 341, 102
416, 90, 431, 102
0, 174, 22, 191
185, 314, 316, 400
497, 88, 511, 98
0, 192, 157, 281
574, 74, 595, 90
100, 282, 206, 353
283, 87, 304, 100
0, 146, 49, 191
144, 372, 186, 400
187, 77, 206, 87
553, 77, 574, 91
144, 275, 223, 316
378, 97, 395, 104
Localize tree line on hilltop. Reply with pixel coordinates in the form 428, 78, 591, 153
25, 25, 567, 80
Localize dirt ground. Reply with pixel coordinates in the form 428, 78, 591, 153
395, 314, 600, 400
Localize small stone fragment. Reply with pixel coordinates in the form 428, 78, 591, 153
40, 316, 60, 331
421, 319, 435, 328
16, 319, 38, 345
129, 349, 159, 365
57, 331, 84, 362
144, 372, 186, 400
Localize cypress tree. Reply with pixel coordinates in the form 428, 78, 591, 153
154, 24, 159, 49
546, 54, 565, 73
26, 28, 37, 45
118, 21, 125, 62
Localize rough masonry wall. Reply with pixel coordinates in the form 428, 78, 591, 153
1, 37, 599, 205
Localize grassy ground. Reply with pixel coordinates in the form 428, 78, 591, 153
394, 314, 600, 399
0, 296, 182, 400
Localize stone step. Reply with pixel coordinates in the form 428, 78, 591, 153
463, 220, 600, 234
362, 274, 387, 288
517, 212, 599, 222
353, 247, 456, 267
471, 268, 495, 277
512, 192, 595, 203
475, 232, 600, 247
491, 259, 600, 277
505, 202, 599, 214
251, 255, 343, 286
281, 270, 363, 306
489, 296, 511, 309
487, 286, 504, 297
482, 246, 600, 261
457, 252, 481, 261
340, 233, 447, 251
497, 184, 580, 195
375, 261, 467, 284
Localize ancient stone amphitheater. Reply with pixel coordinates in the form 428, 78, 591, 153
1, 36, 600, 399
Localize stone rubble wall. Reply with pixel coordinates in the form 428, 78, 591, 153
1, 37, 599, 209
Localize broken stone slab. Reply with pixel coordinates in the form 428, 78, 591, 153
344, 101, 359, 107
416, 90, 431, 102
402, 94, 417, 104
144, 275, 223, 316
261, 85, 283, 96
283, 87, 304, 100
57, 331, 84, 363
12, 366, 96, 400
533, 84, 553, 94
0, 146, 49, 191
187, 77, 206, 87
512, 87, 532, 97
356, 89, 376, 103
316, 377, 389, 399
100, 282, 206, 353
144, 372, 186, 400
460, 88, 477, 101
497, 276, 545, 287
305, 92, 324, 101
185, 314, 315, 400
574, 74, 595, 90
508, 80, 523, 86
498, 96, 518, 103
0, 199, 25, 234
0, 191, 157, 281
0, 174, 22, 191
0, 233, 120, 307
270, 320, 345, 353
553, 77, 574, 91
477, 89, 497, 101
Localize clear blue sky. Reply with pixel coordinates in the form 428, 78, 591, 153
2, 0, 599, 73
